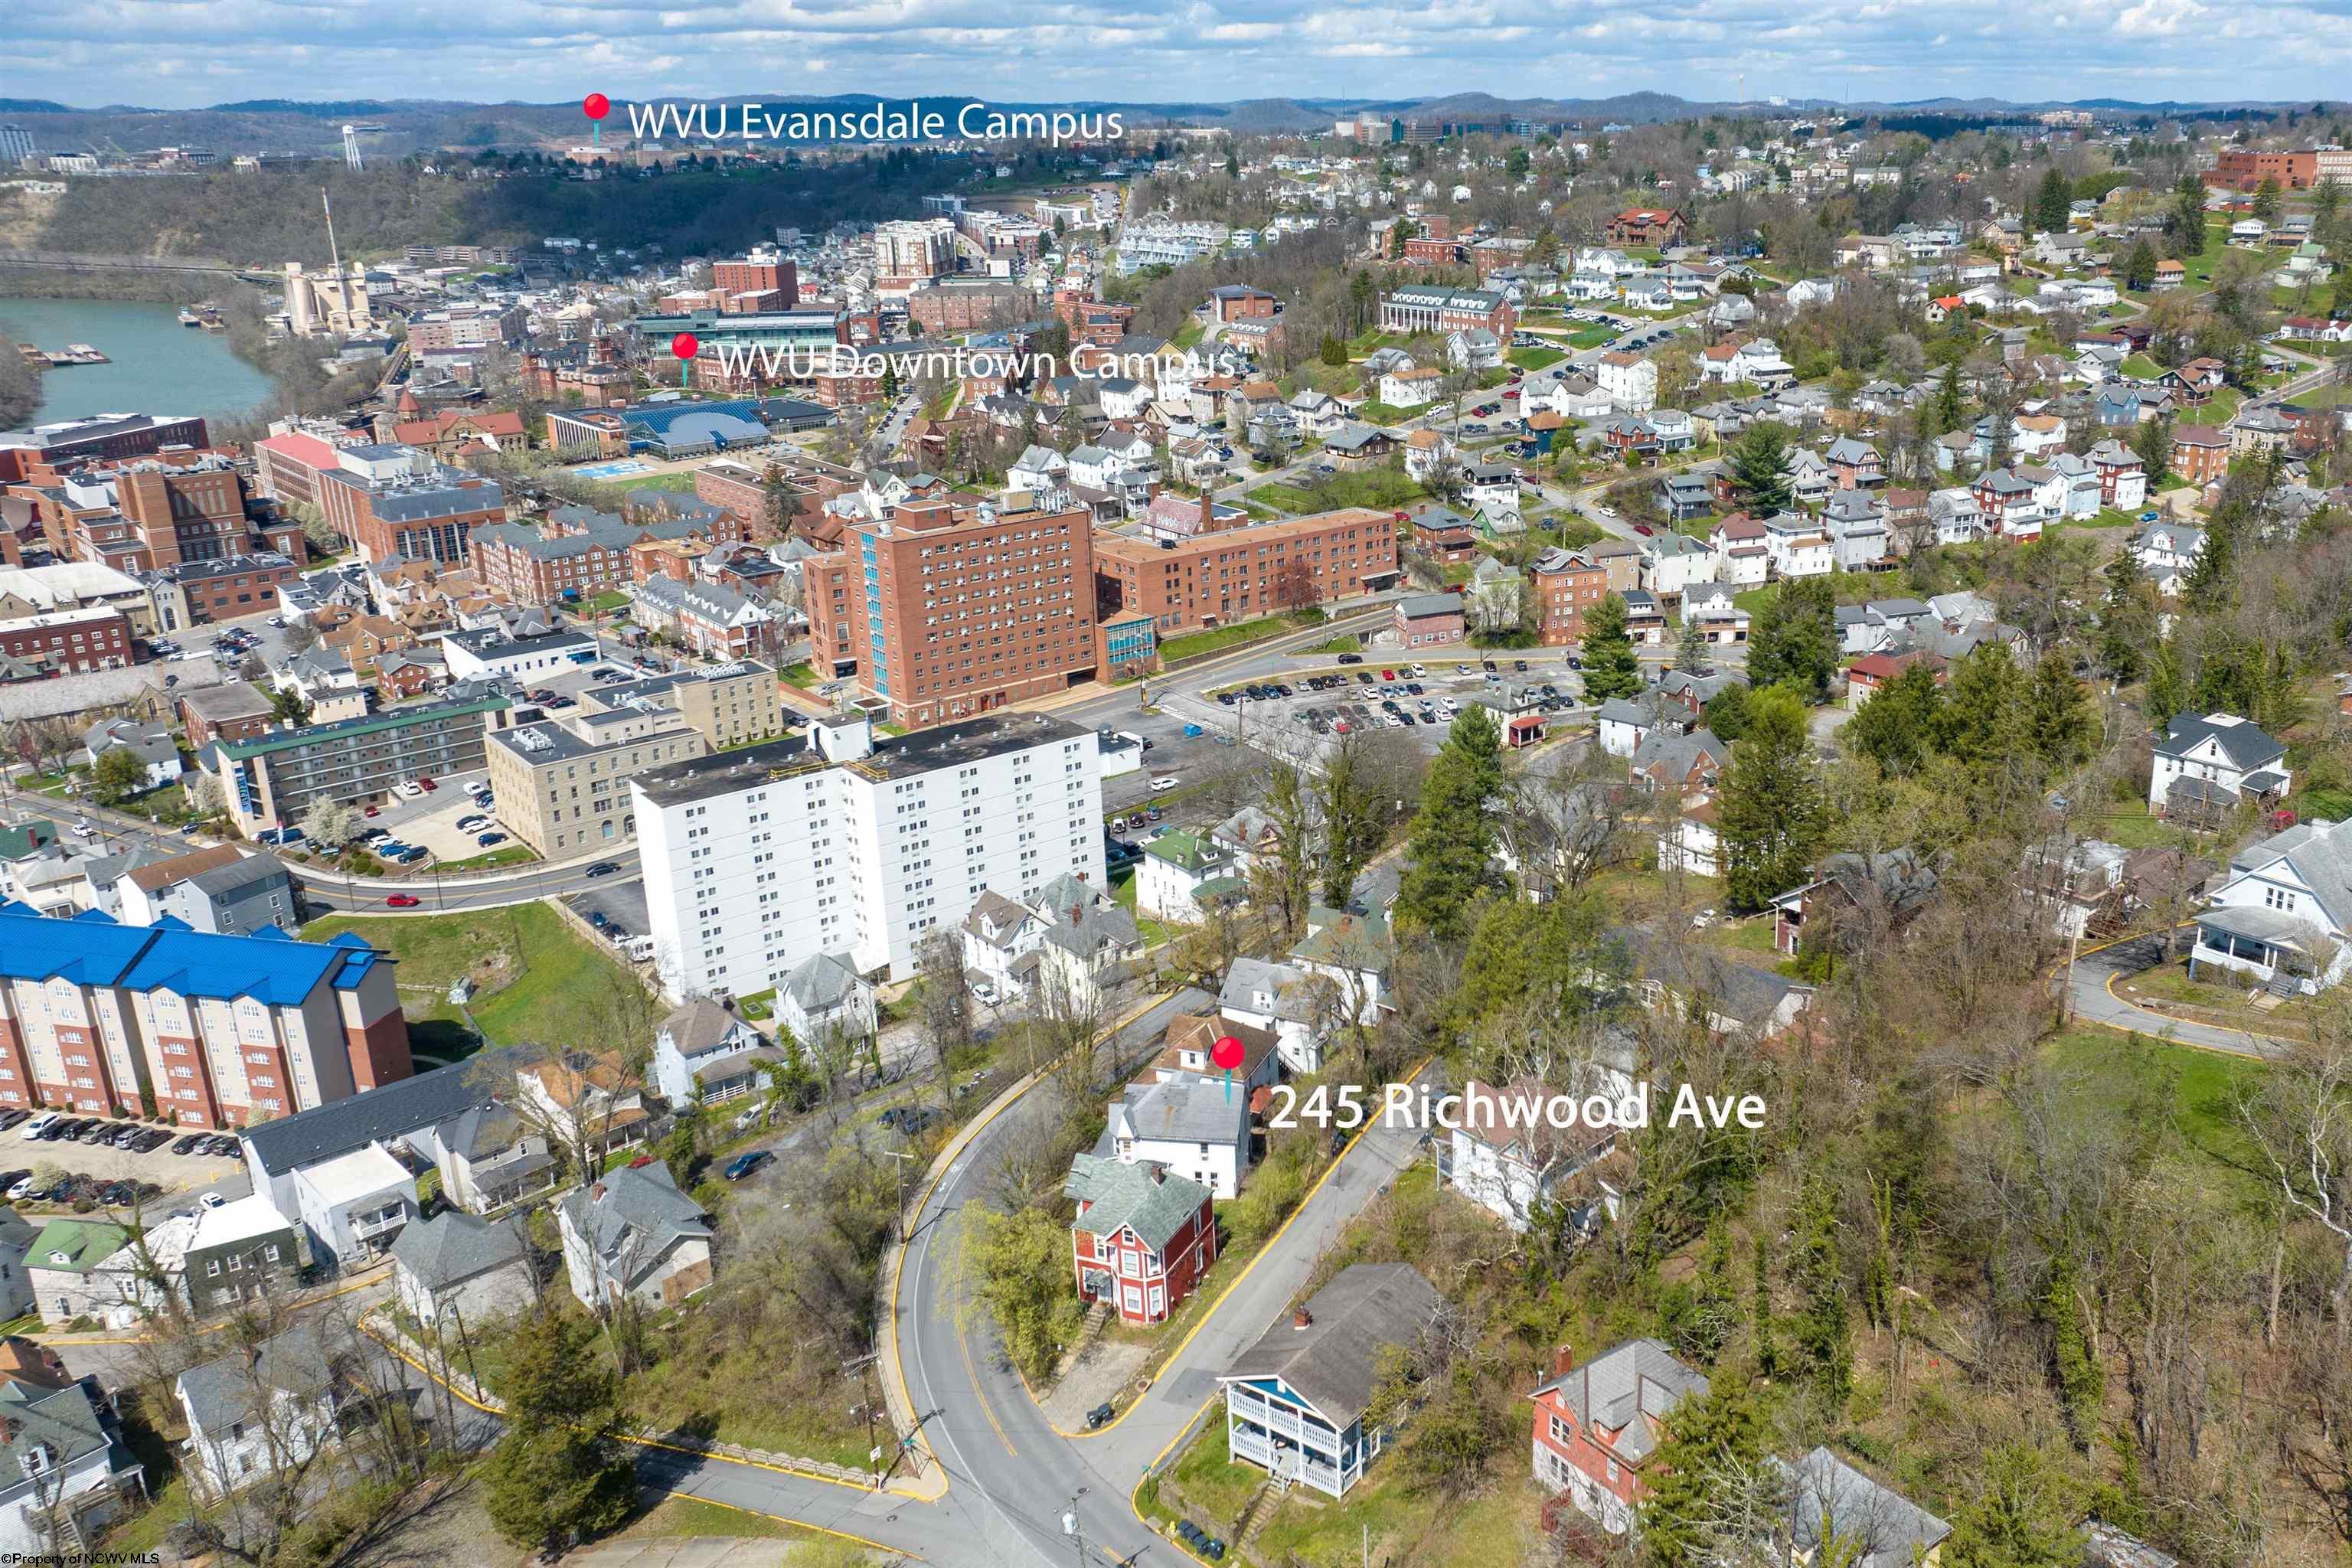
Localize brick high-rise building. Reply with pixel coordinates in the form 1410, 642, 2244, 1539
1092, 499, 1400, 636
872, 218, 958, 294
257, 438, 503, 566
713, 246, 801, 305
2207, 149, 2318, 191
1530, 547, 1612, 645
805, 498, 1097, 728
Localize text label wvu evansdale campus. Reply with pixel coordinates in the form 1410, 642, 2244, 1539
623, 100, 1123, 147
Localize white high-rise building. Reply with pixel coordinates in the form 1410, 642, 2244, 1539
633, 711, 1106, 1001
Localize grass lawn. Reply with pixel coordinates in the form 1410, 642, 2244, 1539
2043, 1026, 2265, 1171
603, 470, 697, 495
2090, 802, 2202, 851
1309, 632, 1363, 654
1566, 324, 1618, 348
436, 844, 539, 872
608, 1496, 812, 1543
1252, 482, 1316, 513
1171, 318, 1205, 349
1108, 867, 1172, 947
1158, 611, 1321, 665
2298, 787, 2352, 821
586, 589, 630, 613
1253, 469, 1426, 518
2075, 507, 2144, 529
2122, 353, 2164, 379
1508, 345, 1566, 371
736, 986, 776, 1021
1707, 915, 1782, 958
1349, 400, 1426, 426
299, 903, 650, 1057
781, 661, 819, 688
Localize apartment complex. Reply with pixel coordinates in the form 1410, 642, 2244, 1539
803, 498, 1099, 730
0, 413, 210, 485
0, 606, 133, 677
1093, 503, 1399, 635
1530, 547, 1613, 645
714, 247, 800, 305
633, 711, 1104, 999
253, 436, 503, 566
205, 691, 514, 834
0, 909, 410, 1127
872, 218, 959, 293
8, 453, 302, 573
403, 303, 528, 352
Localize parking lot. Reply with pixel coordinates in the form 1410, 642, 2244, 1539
1198, 654, 1588, 756
0, 1110, 247, 1213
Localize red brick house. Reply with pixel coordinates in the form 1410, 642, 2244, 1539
1529, 1339, 1710, 1535
1531, 547, 1611, 645
2170, 424, 2232, 486
0, 606, 132, 679
1067, 1155, 1218, 1325
1604, 208, 1689, 248
1395, 592, 1465, 648
1413, 507, 1479, 564
1207, 286, 1281, 323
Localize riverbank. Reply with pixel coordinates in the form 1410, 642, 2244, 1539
0, 264, 373, 433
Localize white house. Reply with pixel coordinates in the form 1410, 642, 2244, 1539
1218, 957, 1321, 1073
1761, 511, 1834, 579
2149, 711, 2291, 818
79, 720, 181, 792
1378, 368, 1442, 409
27, 1214, 194, 1330
650, 998, 772, 1108
1642, 533, 1715, 600
1441, 1078, 1620, 1231
1102, 1076, 1251, 1197
1137, 828, 1242, 922
389, 1210, 537, 1328
1710, 516, 1770, 586
1594, 352, 1657, 413
776, 950, 877, 1046
2190, 815, 2352, 993
289, 1142, 417, 1268
0, 1357, 145, 1553
1659, 796, 1723, 878
2134, 521, 2206, 596
175, 1325, 338, 1498
557, 1161, 715, 1311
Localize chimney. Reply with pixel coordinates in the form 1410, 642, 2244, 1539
1200, 488, 1215, 535
1553, 1344, 1576, 1377
1293, 1308, 1313, 1331
1149, 1165, 1166, 1186
590, 1181, 607, 1201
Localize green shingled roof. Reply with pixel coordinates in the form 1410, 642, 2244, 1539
1144, 829, 1227, 874
1064, 1154, 1210, 1253
28, 1218, 131, 1274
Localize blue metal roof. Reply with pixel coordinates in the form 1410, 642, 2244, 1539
0, 910, 380, 1006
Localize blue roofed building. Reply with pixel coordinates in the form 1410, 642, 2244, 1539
0, 907, 411, 1127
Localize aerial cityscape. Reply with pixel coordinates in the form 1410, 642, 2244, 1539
1, 16, 2350, 1568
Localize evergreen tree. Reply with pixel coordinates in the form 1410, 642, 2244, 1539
1788, 1169, 1853, 1407
2143, 636, 2185, 729
2167, 172, 2209, 258
2252, 175, 2282, 224
1747, 577, 1839, 702
483, 1310, 635, 1555
2097, 552, 2149, 683
1576, 591, 1645, 703
1727, 421, 1792, 513
1641, 1377, 1773, 1568
2128, 411, 2172, 486
2027, 653, 2092, 772
1394, 706, 1507, 942
1934, 361, 1966, 433
1936, 643, 2028, 770
1717, 687, 1824, 910
2034, 165, 2073, 237
1845, 658, 1943, 775
1704, 682, 1753, 741
1944, 1445, 2083, 1568
2122, 237, 2159, 292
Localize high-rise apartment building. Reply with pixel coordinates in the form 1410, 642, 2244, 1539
1093, 503, 1399, 635
206, 691, 514, 833
254, 437, 503, 565
805, 498, 1099, 729
871, 218, 958, 293
633, 712, 1104, 998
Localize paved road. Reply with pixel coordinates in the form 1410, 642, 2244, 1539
2067, 931, 2288, 1058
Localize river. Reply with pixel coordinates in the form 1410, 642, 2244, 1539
0, 296, 276, 426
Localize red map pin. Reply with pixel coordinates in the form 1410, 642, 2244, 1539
1213, 1035, 1244, 1103
671, 332, 700, 361
583, 93, 611, 121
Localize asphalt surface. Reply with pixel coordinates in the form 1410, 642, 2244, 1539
2066, 930, 2289, 1059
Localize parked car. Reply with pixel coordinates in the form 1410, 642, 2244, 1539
0, 1110, 27, 1132
1148, 776, 1178, 791
5, 1176, 34, 1202
723, 1151, 772, 1182
475, 831, 508, 848
170, 1134, 208, 1155
200, 1192, 227, 1211
456, 815, 491, 832
1337, 653, 1363, 665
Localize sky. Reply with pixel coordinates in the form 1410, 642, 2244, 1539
11, 0, 2352, 112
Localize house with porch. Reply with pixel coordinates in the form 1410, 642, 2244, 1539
1769, 849, 1940, 956
1066, 1154, 1217, 1326
2188, 815, 2352, 995
557, 1161, 714, 1311
1220, 1263, 1444, 1498
2148, 712, 2290, 821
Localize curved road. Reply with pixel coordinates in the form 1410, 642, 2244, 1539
2067, 931, 2288, 1058
633, 995, 1433, 1566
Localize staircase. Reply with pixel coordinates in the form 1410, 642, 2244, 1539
1234, 1480, 1281, 1562
1047, 1298, 1115, 1389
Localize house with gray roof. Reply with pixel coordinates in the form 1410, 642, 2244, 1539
1779, 1446, 1953, 1568
1220, 1263, 1444, 1498
0, 1354, 145, 1551
1606, 925, 1814, 1039
1529, 1337, 1709, 1533
79, 718, 181, 792
557, 1161, 714, 1311
2149, 710, 2289, 820
2191, 813, 2352, 995
777, 951, 877, 1047
1769, 848, 1941, 957
390, 1210, 537, 1327
426, 1100, 555, 1214
175, 1324, 338, 1497
1101, 1076, 1251, 1197
1220, 956, 1328, 1073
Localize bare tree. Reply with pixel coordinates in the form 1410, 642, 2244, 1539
2238, 1008, 2352, 1348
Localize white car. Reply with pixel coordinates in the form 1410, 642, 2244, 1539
200, 1192, 227, 1210
1148, 776, 1178, 791
393, 781, 425, 799
456, 815, 491, 832
972, 981, 1001, 1006
19, 1112, 58, 1141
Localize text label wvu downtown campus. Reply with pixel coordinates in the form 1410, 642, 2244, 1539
625, 100, 1123, 148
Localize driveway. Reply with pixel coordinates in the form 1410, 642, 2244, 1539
2067, 931, 2288, 1058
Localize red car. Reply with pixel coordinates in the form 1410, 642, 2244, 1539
416, 777, 436, 792
364, 805, 381, 817
384, 893, 421, 907
1380, 668, 1396, 680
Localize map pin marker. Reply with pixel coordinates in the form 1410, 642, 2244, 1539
1211, 1034, 1244, 1104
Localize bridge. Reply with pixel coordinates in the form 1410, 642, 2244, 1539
0, 250, 281, 287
